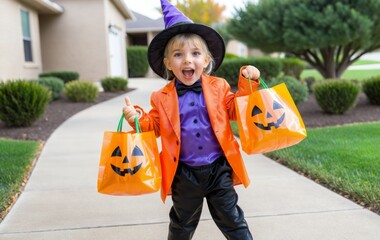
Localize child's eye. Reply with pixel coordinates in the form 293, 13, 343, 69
174, 52, 182, 57
193, 51, 201, 56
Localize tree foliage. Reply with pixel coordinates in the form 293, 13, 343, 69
213, 23, 233, 45
228, 0, 380, 78
175, 0, 226, 26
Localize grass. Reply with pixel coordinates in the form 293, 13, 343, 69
0, 139, 40, 219
231, 121, 380, 212
353, 60, 380, 65
301, 59, 380, 80
265, 122, 380, 211
301, 68, 380, 81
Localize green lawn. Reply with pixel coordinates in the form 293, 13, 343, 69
0, 139, 39, 219
266, 122, 380, 210
299, 58, 380, 80
301, 68, 380, 81
231, 121, 380, 211
353, 60, 380, 65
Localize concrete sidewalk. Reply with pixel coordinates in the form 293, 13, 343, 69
0, 78, 379, 240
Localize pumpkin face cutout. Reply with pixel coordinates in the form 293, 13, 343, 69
110, 145, 144, 176
251, 100, 285, 130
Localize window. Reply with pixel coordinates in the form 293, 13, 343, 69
21, 9, 33, 62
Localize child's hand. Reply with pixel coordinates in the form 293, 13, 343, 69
123, 97, 139, 123
242, 65, 260, 80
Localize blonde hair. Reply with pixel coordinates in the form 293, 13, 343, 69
163, 33, 215, 80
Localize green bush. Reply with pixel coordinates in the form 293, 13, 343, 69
0, 80, 51, 127
39, 71, 79, 84
269, 76, 309, 105
313, 80, 360, 114
303, 76, 318, 93
127, 46, 149, 77
63, 80, 98, 102
100, 77, 128, 92
216, 57, 282, 86
362, 76, 380, 105
224, 53, 239, 59
281, 58, 306, 79
37, 77, 64, 101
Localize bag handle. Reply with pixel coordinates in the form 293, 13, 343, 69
248, 76, 269, 93
117, 114, 142, 133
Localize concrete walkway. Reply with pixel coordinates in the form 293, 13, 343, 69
0, 78, 379, 240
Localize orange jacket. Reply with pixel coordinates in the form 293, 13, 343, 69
135, 68, 259, 202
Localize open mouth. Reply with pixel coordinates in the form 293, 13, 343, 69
182, 69, 194, 78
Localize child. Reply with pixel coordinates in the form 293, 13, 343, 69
123, 0, 260, 239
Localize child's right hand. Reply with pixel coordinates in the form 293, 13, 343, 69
123, 96, 139, 123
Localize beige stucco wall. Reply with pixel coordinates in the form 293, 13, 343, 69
39, 0, 128, 81
226, 40, 248, 57
0, 0, 42, 81
40, 0, 109, 81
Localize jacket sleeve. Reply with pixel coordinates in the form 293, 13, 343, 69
235, 66, 260, 97
130, 91, 161, 137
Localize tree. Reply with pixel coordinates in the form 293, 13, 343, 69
228, 0, 380, 79
175, 0, 226, 26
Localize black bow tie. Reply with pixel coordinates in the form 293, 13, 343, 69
176, 81, 202, 96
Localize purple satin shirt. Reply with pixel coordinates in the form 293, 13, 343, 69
176, 79, 223, 166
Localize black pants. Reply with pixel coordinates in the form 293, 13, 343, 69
168, 156, 253, 240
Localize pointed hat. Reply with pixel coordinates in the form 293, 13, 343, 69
148, 0, 225, 78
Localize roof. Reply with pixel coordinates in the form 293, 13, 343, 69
19, 0, 64, 14
111, 0, 135, 20
126, 11, 164, 33
18, 0, 134, 19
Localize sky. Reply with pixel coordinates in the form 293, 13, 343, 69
124, 0, 252, 20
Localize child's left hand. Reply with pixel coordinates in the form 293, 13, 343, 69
242, 65, 260, 80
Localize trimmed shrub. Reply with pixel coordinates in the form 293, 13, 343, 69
313, 80, 360, 114
127, 46, 149, 77
216, 57, 282, 86
63, 80, 98, 102
269, 76, 309, 105
39, 71, 79, 84
362, 76, 380, 105
281, 58, 306, 79
100, 77, 128, 92
37, 77, 64, 101
303, 76, 318, 93
0, 80, 51, 127
224, 53, 239, 59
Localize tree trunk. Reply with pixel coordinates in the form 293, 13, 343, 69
321, 48, 336, 79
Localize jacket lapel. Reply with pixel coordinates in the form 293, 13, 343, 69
160, 81, 181, 140
202, 75, 220, 132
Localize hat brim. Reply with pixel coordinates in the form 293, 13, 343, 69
148, 23, 225, 78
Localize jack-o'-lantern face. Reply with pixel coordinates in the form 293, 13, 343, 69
251, 100, 285, 130
110, 145, 143, 176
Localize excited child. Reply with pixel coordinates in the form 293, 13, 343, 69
123, 0, 260, 239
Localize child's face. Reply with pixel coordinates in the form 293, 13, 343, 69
164, 38, 211, 86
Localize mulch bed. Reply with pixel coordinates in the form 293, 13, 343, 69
297, 92, 380, 128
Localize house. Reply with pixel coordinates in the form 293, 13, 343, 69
0, 0, 134, 82
126, 11, 164, 77
126, 11, 164, 47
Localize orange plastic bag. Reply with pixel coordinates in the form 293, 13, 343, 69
235, 77, 307, 154
97, 114, 161, 195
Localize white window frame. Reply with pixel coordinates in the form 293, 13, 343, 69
20, 9, 33, 62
